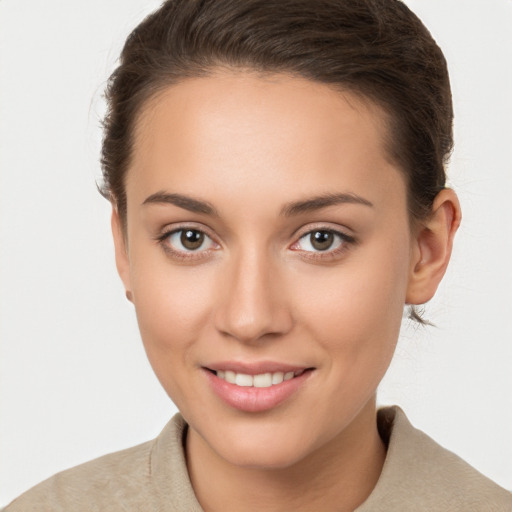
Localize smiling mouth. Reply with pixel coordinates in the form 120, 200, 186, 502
204, 366, 315, 412
208, 368, 311, 388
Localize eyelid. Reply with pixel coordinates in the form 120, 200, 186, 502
290, 229, 353, 250
289, 223, 357, 260
291, 222, 356, 243
155, 223, 221, 260
157, 222, 219, 242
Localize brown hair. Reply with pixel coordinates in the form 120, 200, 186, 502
100, 0, 453, 322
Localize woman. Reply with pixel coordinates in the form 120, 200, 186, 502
5, 0, 511, 510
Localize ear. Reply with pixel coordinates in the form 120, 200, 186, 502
406, 188, 461, 305
111, 207, 133, 301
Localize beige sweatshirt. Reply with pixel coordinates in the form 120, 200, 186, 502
5, 406, 512, 511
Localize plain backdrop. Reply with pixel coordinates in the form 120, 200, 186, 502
1, 0, 511, 505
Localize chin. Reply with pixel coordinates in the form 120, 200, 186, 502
199, 416, 322, 471
218, 439, 309, 470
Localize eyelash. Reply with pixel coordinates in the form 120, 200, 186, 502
290, 228, 356, 262
155, 225, 356, 262
155, 225, 219, 262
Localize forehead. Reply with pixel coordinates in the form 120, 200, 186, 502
126, 71, 405, 213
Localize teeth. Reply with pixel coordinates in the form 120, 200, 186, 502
235, 373, 253, 387
215, 370, 302, 387
271, 372, 284, 385
253, 373, 272, 388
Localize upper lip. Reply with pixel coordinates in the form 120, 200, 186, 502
204, 361, 313, 375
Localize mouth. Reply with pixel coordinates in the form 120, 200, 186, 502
203, 364, 315, 412
208, 368, 309, 388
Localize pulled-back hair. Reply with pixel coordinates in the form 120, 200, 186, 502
100, 0, 453, 322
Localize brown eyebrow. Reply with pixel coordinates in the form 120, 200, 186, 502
142, 191, 372, 217
280, 192, 373, 216
142, 192, 219, 216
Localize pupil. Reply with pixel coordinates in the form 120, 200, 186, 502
311, 231, 333, 251
181, 230, 204, 250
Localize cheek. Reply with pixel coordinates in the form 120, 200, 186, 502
295, 235, 410, 372
136, 272, 210, 332
129, 252, 214, 384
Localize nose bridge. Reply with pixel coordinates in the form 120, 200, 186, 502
215, 243, 291, 343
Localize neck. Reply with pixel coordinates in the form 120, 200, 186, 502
186, 397, 386, 512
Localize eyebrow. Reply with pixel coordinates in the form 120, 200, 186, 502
142, 191, 373, 217
142, 192, 219, 216
280, 192, 373, 216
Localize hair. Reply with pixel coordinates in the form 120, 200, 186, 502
100, 0, 453, 323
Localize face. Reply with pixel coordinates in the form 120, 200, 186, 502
115, 71, 417, 469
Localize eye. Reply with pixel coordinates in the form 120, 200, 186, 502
165, 228, 217, 253
293, 229, 351, 253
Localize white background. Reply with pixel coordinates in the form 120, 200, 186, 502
1, 0, 511, 505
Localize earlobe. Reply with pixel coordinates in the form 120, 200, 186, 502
406, 188, 461, 305
111, 207, 132, 299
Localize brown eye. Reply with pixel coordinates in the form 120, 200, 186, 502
180, 229, 204, 250
166, 228, 216, 253
293, 229, 350, 255
310, 231, 335, 251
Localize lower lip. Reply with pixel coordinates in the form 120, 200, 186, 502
204, 369, 313, 413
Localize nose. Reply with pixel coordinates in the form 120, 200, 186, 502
214, 247, 293, 344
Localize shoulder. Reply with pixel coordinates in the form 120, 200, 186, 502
4, 413, 200, 512
357, 406, 512, 512
4, 440, 154, 511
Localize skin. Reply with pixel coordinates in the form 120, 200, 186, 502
112, 71, 461, 511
